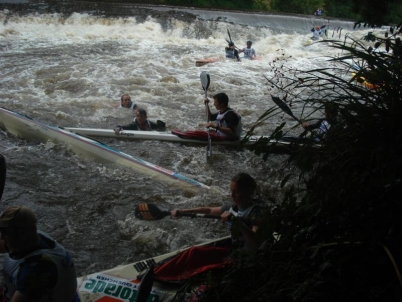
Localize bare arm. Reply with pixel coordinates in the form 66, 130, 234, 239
171, 206, 222, 217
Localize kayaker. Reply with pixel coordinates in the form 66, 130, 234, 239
239, 41, 257, 60
171, 172, 263, 250
114, 107, 166, 134
150, 173, 265, 283
115, 93, 138, 110
204, 93, 242, 139
301, 103, 338, 141
311, 24, 327, 40
225, 42, 240, 61
0, 206, 78, 302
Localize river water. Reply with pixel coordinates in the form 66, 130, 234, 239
0, 1, 369, 277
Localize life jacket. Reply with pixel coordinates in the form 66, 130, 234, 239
242, 47, 255, 59
2, 231, 77, 302
228, 204, 259, 249
226, 48, 236, 59
215, 109, 242, 138
315, 119, 331, 141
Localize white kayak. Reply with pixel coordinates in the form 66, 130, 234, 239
77, 236, 230, 301
64, 127, 296, 147
0, 107, 209, 190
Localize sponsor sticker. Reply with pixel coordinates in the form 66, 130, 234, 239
78, 273, 168, 302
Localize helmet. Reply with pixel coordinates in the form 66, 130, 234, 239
228, 42, 234, 46
247, 40, 252, 45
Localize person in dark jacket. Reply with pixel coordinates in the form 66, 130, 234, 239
301, 104, 338, 141
114, 108, 166, 134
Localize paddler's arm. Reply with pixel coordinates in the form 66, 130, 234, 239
207, 122, 236, 137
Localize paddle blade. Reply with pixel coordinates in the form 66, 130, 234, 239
227, 28, 232, 43
134, 203, 171, 220
200, 71, 210, 93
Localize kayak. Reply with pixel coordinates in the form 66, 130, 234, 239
64, 127, 296, 147
351, 72, 379, 90
195, 57, 220, 67
77, 236, 230, 301
0, 107, 209, 190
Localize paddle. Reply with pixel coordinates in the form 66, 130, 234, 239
200, 71, 211, 161
271, 95, 302, 124
0, 154, 6, 201
135, 265, 155, 302
134, 203, 221, 221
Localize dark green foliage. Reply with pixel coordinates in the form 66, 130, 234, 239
197, 22, 402, 302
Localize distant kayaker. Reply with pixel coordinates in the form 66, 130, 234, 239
239, 40, 257, 60
115, 93, 138, 110
301, 103, 338, 141
204, 93, 242, 139
114, 107, 166, 134
225, 42, 240, 61
311, 24, 327, 40
0, 206, 78, 302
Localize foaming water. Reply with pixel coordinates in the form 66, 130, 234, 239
0, 5, 379, 276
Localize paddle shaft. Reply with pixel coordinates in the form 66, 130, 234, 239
177, 211, 221, 219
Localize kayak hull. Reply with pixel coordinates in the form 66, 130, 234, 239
0, 107, 209, 190
64, 127, 296, 147
195, 57, 220, 67
77, 236, 230, 301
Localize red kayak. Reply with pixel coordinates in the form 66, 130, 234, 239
172, 130, 238, 141
195, 58, 220, 67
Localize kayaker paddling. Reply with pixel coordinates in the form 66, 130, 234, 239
239, 40, 257, 60
140, 173, 266, 284
204, 93, 242, 140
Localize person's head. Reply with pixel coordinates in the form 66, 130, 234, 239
135, 108, 148, 125
0, 206, 38, 253
324, 103, 338, 122
247, 41, 252, 47
228, 42, 234, 48
121, 94, 133, 108
213, 93, 229, 110
315, 26, 320, 30
230, 173, 257, 207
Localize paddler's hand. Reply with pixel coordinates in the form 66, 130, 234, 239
204, 98, 210, 105
114, 126, 122, 135
171, 209, 180, 218
206, 122, 217, 129
220, 211, 232, 223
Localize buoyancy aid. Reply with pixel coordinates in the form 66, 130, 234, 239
215, 109, 242, 138
226, 48, 236, 59
242, 47, 256, 59
2, 231, 77, 302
